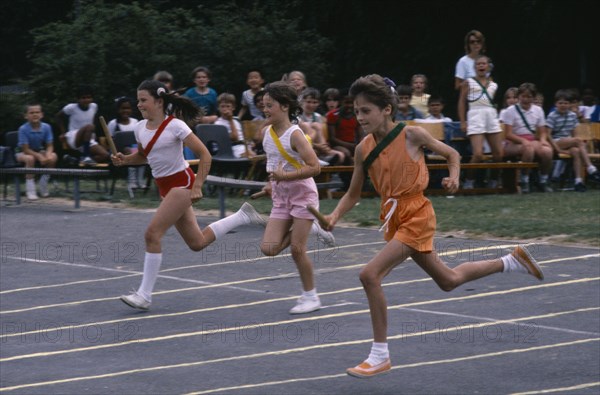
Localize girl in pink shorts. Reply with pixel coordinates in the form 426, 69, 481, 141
258, 81, 330, 315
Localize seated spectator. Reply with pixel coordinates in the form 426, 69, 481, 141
153, 70, 175, 93
546, 89, 600, 192
410, 74, 431, 117
183, 66, 218, 124
394, 85, 424, 121
215, 93, 256, 158
298, 88, 346, 166
237, 69, 265, 121
327, 92, 362, 159
108, 96, 144, 190
15, 104, 58, 199
499, 87, 519, 121
425, 95, 452, 122
320, 87, 340, 114
286, 70, 307, 95
501, 82, 554, 193
55, 84, 109, 166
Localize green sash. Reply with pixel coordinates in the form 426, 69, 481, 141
363, 122, 405, 175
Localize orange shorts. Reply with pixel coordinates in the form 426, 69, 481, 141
380, 193, 436, 252
154, 167, 195, 198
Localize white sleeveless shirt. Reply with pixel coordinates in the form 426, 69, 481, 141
262, 124, 306, 173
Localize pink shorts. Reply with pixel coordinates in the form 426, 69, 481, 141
154, 167, 195, 198
270, 178, 319, 220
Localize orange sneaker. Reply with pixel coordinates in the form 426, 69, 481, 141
346, 358, 391, 378
512, 245, 544, 280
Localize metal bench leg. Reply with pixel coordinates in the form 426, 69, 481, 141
74, 176, 80, 209
14, 174, 21, 205
218, 185, 226, 219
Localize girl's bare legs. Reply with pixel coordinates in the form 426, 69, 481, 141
261, 217, 320, 313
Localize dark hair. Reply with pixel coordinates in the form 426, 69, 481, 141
24, 103, 42, 113
190, 66, 211, 81
253, 90, 266, 106
137, 79, 202, 123
154, 70, 173, 82
502, 87, 519, 108
114, 96, 134, 109
518, 82, 537, 97
264, 81, 301, 122
349, 74, 398, 117
299, 87, 321, 101
395, 84, 412, 98
554, 89, 573, 102
323, 88, 340, 101
76, 84, 94, 98
464, 30, 486, 54
247, 68, 264, 79
427, 95, 444, 105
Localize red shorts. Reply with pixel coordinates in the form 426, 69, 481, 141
154, 167, 195, 198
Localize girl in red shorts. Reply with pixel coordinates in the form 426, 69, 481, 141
322, 75, 544, 378
112, 80, 265, 310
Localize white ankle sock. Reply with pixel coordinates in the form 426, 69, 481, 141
302, 288, 317, 298
208, 211, 248, 239
520, 175, 529, 183
365, 342, 389, 366
539, 174, 549, 184
587, 165, 597, 174
575, 177, 583, 184
138, 252, 162, 301
501, 253, 526, 274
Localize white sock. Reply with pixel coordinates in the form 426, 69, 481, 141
208, 211, 248, 239
539, 174, 549, 184
137, 252, 162, 301
40, 174, 50, 183
302, 288, 317, 298
520, 175, 529, 183
575, 177, 583, 184
365, 342, 389, 366
587, 165, 597, 174
501, 253, 526, 274
26, 178, 36, 190
310, 222, 323, 236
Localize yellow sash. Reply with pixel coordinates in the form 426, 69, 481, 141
269, 126, 310, 170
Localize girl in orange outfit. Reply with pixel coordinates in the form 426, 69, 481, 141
322, 75, 544, 378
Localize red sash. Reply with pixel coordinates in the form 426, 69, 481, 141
142, 115, 174, 157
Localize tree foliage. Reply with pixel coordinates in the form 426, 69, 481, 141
24, 0, 332, 122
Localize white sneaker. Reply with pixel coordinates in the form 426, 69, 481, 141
26, 190, 39, 200
120, 291, 151, 310
312, 222, 335, 247
80, 156, 97, 166
289, 295, 321, 314
39, 175, 50, 197
240, 202, 267, 227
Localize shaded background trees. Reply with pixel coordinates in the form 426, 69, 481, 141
0, 0, 596, 131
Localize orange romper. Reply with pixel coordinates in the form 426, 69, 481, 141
362, 127, 436, 252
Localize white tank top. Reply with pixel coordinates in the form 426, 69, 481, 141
262, 124, 305, 173
467, 78, 497, 108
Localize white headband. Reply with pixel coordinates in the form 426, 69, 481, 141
157, 87, 166, 96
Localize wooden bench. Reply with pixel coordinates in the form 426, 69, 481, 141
204, 174, 344, 218
317, 162, 538, 196
0, 167, 111, 208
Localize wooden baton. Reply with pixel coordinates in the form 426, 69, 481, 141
99, 116, 118, 154
307, 205, 330, 229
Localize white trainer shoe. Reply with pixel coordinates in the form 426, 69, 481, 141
289, 295, 321, 314
120, 291, 151, 310
312, 222, 335, 247
240, 202, 267, 227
